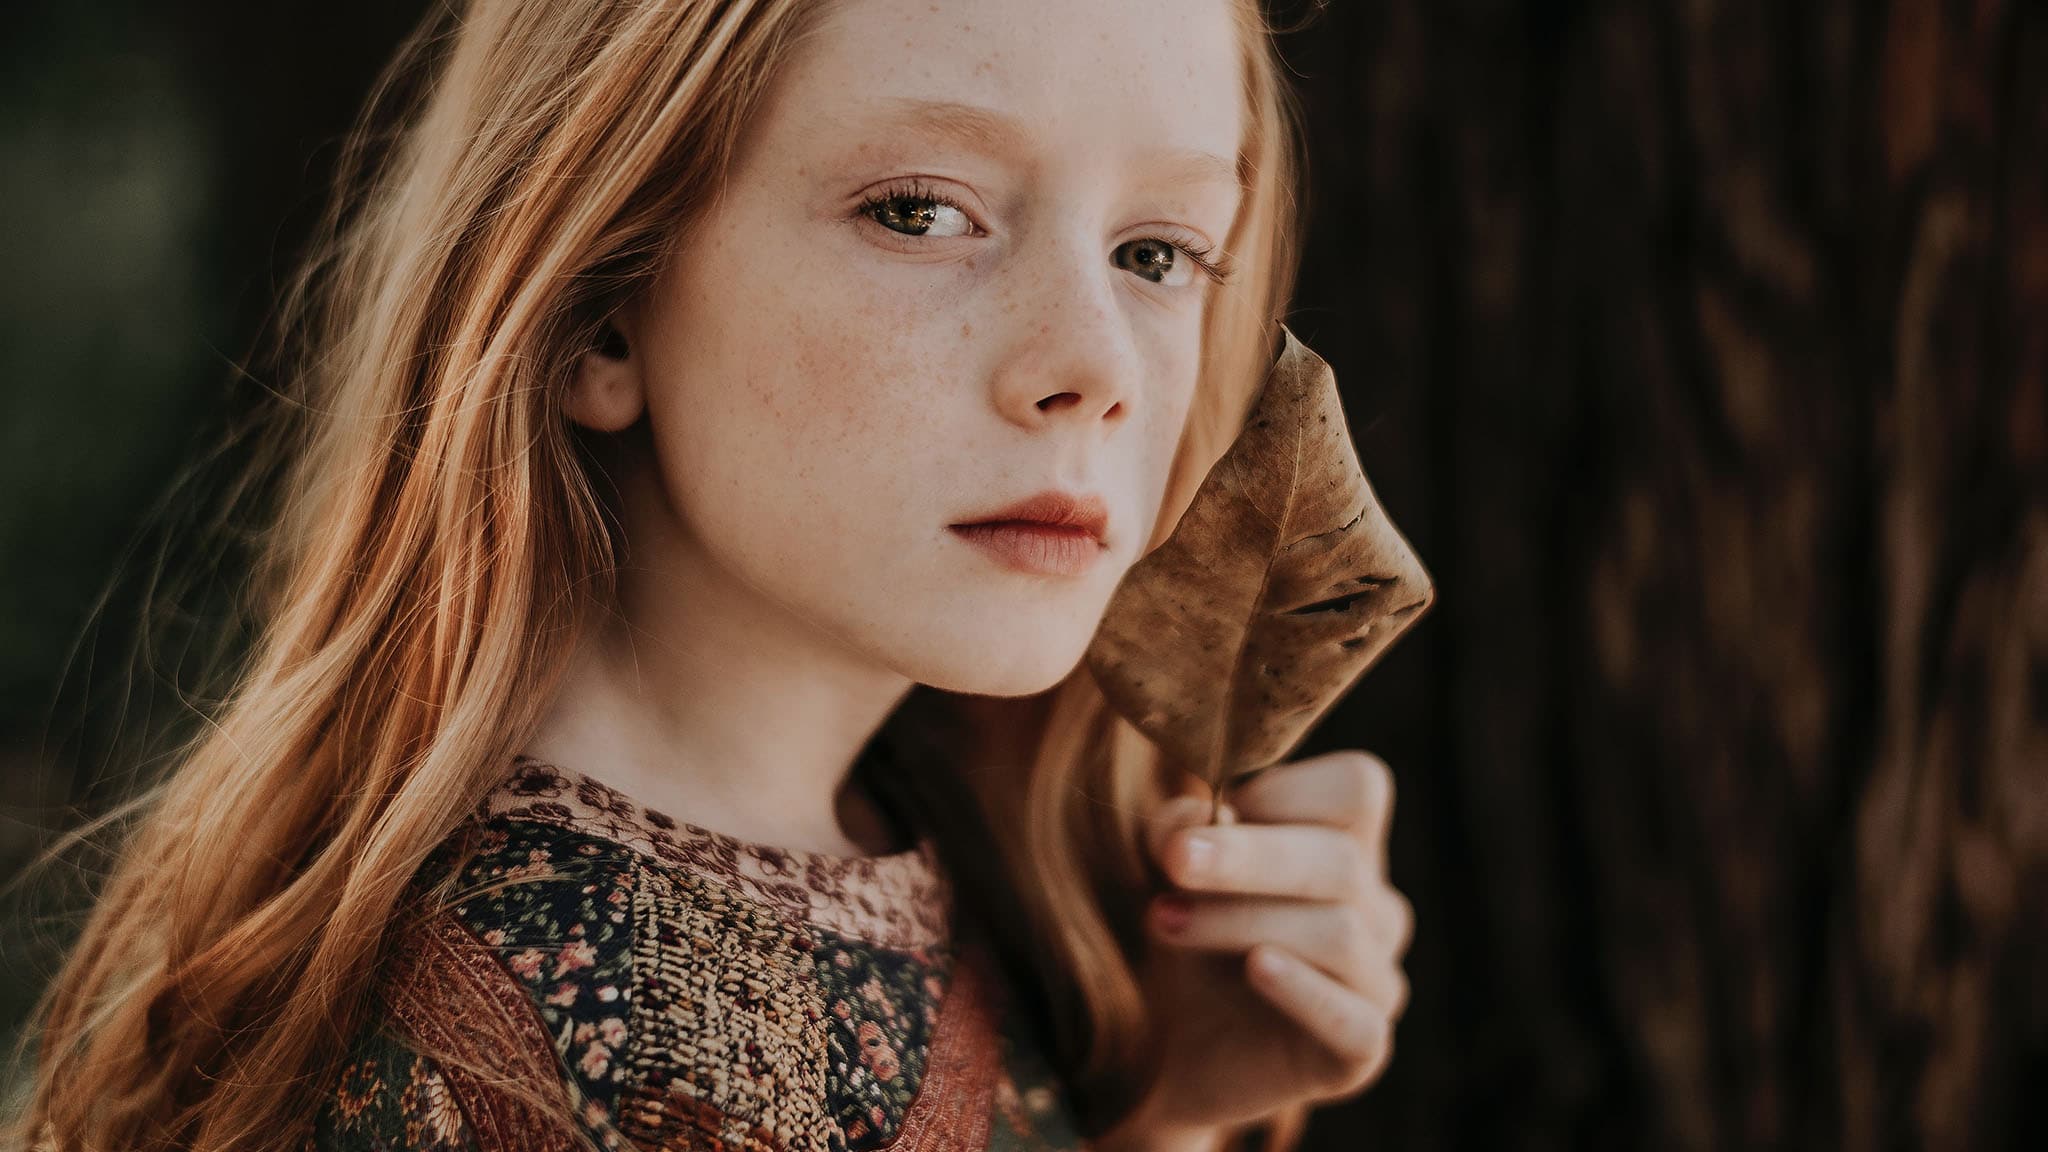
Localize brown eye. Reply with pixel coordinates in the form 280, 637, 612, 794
1116, 238, 1191, 287
858, 184, 974, 239
873, 196, 939, 235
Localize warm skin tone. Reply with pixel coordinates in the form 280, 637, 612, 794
1108, 752, 1413, 1148
528, 0, 1411, 1145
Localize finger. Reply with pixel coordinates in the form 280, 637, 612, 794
1158, 821, 1369, 902
1367, 756, 1394, 877
1227, 752, 1393, 856
1142, 795, 1216, 882
1243, 944, 1396, 1094
1148, 893, 1404, 1008
1386, 887, 1416, 961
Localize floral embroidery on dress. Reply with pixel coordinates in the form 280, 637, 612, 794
308, 753, 1090, 1151
443, 819, 639, 1139
399, 1059, 468, 1148
306, 1025, 477, 1152
481, 757, 952, 949
814, 934, 951, 1148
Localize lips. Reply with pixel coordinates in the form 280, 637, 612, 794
950, 490, 1110, 542
949, 489, 1110, 577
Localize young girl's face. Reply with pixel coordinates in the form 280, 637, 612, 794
598, 0, 1244, 696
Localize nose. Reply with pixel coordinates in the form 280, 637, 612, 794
987, 242, 1139, 432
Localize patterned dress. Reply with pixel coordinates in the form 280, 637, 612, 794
303, 755, 1090, 1151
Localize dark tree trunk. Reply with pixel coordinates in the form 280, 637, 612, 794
1277, 1, 2048, 1148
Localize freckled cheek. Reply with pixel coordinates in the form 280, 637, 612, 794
677, 277, 887, 443
1142, 358, 1196, 441
1130, 365, 1202, 529
735, 319, 952, 522
652, 251, 968, 546
768, 324, 919, 449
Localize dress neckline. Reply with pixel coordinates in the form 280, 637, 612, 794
478, 755, 952, 949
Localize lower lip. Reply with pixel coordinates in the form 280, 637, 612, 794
949, 521, 1106, 576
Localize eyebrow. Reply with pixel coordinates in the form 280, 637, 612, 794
864, 96, 1242, 192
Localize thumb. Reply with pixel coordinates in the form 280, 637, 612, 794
1141, 793, 1227, 882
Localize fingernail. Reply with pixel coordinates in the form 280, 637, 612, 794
1179, 832, 1214, 878
1152, 894, 1191, 934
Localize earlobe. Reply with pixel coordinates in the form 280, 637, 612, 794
564, 319, 646, 433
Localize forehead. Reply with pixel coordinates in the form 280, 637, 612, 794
764, 0, 1245, 187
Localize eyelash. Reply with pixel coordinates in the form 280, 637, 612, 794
853, 177, 1238, 287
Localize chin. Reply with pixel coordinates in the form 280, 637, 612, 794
899, 632, 1092, 698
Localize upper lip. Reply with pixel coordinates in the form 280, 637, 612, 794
952, 489, 1110, 544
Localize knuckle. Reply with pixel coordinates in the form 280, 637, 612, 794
1359, 1027, 1395, 1079
1364, 1034, 1396, 1088
1167, 829, 1199, 884
1342, 1017, 1390, 1079
1349, 751, 1392, 820
1342, 853, 1374, 902
1337, 1061, 1377, 1099
1145, 828, 1170, 870
1369, 766, 1394, 819
1145, 804, 1184, 863
1337, 911, 1374, 962
1389, 888, 1415, 953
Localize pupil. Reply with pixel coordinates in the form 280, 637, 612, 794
883, 197, 936, 234
1129, 240, 1172, 282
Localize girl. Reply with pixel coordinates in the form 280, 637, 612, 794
10, 0, 1412, 1149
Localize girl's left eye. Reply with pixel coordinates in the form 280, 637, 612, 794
853, 179, 1234, 289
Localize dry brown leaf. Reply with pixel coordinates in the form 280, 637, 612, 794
1085, 323, 1435, 822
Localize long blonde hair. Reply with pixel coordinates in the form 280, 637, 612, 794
5, 0, 1307, 1148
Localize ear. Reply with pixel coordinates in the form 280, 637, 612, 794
564, 308, 647, 433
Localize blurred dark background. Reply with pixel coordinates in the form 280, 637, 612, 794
4, 1, 2044, 1149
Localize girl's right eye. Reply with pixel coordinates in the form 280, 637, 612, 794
855, 179, 978, 239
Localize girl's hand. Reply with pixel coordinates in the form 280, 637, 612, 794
1105, 750, 1413, 1147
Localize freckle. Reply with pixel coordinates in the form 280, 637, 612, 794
960, 321, 972, 337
